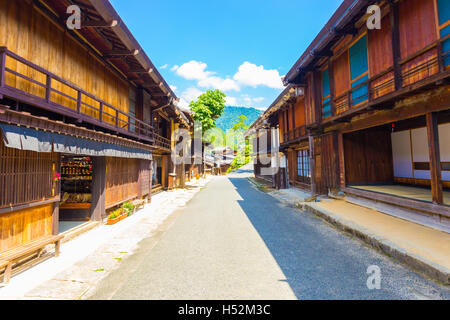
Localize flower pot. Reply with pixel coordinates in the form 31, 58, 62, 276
107, 216, 121, 225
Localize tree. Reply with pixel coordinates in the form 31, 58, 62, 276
231, 115, 249, 131
190, 89, 226, 133
226, 115, 253, 173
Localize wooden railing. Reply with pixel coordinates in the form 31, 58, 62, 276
0, 47, 155, 143
327, 35, 450, 119
153, 133, 171, 151
283, 124, 307, 143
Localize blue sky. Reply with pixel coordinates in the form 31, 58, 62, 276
110, 0, 343, 110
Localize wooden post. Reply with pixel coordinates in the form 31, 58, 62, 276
91, 157, 106, 221
389, 1, 402, 90
338, 132, 346, 188
309, 134, 317, 196
0, 48, 6, 88
45, 75, 52, 103
291, 103, 296, 139
76, 91, 82, 114
52, 201, 59, 236
99, 102, 103, 122
426, 112, 443, 204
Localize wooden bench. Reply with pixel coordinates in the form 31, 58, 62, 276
131, 199, 145, 210
0, 235, 64, 284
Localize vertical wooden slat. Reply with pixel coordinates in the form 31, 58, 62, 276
0, 47, 6, 87
390, 1, 402, 90
426, 112, 443, 204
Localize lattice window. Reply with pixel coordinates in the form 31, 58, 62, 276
0, 140, 57, 209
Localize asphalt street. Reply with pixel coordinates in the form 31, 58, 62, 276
89, 167, 450, 300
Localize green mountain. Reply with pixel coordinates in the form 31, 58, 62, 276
215, 106, 262, 132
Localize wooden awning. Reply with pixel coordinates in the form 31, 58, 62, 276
0, 123, 152, 160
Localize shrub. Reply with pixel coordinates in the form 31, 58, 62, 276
122, 201, 135, 216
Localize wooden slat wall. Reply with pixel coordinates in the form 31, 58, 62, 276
138, 159, 151, 197
0, 139, 57, 209
399, 0, 439, 86
399, 0, 438, 60
294, 98, 306, 128
105, 157, 139, 208
368, 15, 395, 99
0, 0, 130, 125
305, 73, 316, 125
344, 129, 394, 185
368, 15, 393, 76
321, 133, 339, 190
0, 203, 53, 253
333, 52, 350, 97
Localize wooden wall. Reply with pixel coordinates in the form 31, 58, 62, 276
368, 15, 395, 99
344, 128, 394, 185
321, 133, 340, 190
294, 98, 306, 128
0, 0, 130, 125
105, 157, 139, 208
0, 203, 53, 253
138, 159, 152, 198
399, 0, 439, 86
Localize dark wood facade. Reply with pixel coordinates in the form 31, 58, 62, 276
0, 0, 190, 254
282, 0, 450, 221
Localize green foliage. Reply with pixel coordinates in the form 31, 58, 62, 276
122, 201, 135, 216
107, 201, 135, 220
108, 208, 125, 220
190, 89, 226, 133
215, 106, 262, 133
225, 115, 253, 173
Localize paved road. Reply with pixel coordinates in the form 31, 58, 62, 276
90, 167, 450, 300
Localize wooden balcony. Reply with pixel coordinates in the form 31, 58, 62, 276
0, 47, 155, 144
283, 124, 307, 145
153, 133, 171, 152
324, 34, 450, 123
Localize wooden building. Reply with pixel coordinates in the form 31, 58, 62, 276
281, 0, 450, 225
0, 0, 190, 259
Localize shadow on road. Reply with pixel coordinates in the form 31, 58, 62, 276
226, 168, 442, 300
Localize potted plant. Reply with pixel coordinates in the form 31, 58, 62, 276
122, 201, 135, 216
107, 208, 128, 225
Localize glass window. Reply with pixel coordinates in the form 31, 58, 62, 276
297, 149, 311, 184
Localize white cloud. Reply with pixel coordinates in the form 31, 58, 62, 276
253, 97, 265, 103
233, 62, 284, 89
171, 65, 179, 71
160, 64, 169, 69
175, 60, 213, 81
169, 85, 177, 92
225, 96, 238, 106
180, 87, 203, 107
198, 76, 240, 92
174, 60, 240, 92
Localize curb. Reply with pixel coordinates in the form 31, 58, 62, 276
302, 202, 450, 285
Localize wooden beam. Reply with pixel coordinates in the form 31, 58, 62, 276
91, 157, 106, 221
309, 135, 317, 196
128, 67, 153, 74
389, 1, 402, 90
82, 19, 118, 28
426, 112, 443, 204
103, 49, 139, 57
338, 132, 346, 188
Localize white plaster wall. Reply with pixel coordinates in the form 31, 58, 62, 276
411, 127, 430, 180
439, 123, 450, 181
391, 130, 413, 178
